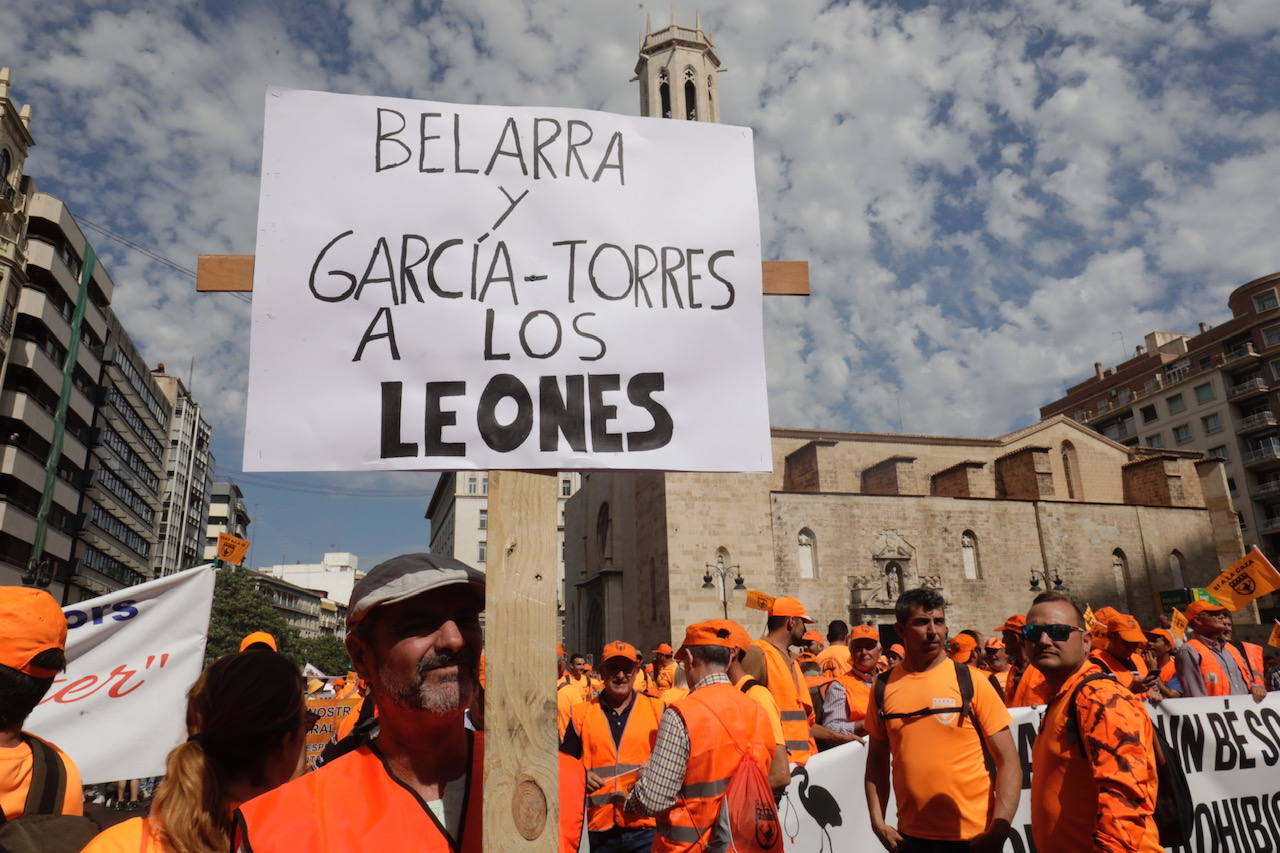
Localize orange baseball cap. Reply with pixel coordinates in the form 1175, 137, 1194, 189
849, 625, 880, 644
239, 631, 278, 652
0, 587, 67, 678
601, 640, 640, 663
678, 619, 738, 653
1185, 599, 1229, 621
948, 634, 978, 663
1144, 628, 1176, 647
887, 643, 905, 658
1106, 614, 1147, 644
768, 596, 814, 623
651, 643, 674, 655
1093, 606, 1120, 624
984, 638, 1005, 650
722, 621, 752, 652
996, 614, 1026, 634
803, 630, 824, 645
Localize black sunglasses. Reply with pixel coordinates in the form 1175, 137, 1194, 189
1021, 623, 1083, 643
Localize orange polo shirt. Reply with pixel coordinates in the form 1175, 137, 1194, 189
0, 735, 83, 821
865, 659, 1012, 841
1031, 663, 1162, 853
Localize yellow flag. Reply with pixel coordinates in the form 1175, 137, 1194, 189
1205, 548, 1280, 611
744, 590, 775, 611
1268, 621, 1280, 650
1170, 608, 1189, 641
217, 532, 251, 566
1083, 604, 1102, 634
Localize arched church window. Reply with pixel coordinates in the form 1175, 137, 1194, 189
658, 68, 671, 119
1061, 441, 1081, 500
596, 502, 611, 555
1169, 550, 1184, 588
797, 528, 816, 579
0, 149, 10, 184
1111, 548, 1128, 603
684, 68, 697, 121
961, 530, 980, 580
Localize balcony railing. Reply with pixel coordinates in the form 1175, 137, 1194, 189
1245, 441, 1280, 464
1238, 410, 1277, 431
1261, 517, 1280, 534
1224, 344, 1260, 364
1230, 378, 1269, 399
1253, 480, 1280, 500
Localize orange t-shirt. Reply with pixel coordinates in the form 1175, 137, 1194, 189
735, 675, 786, 747
816, 644, 853, 677
1006, 664, 1053, 707
0, 735, 83, 820
1031, 664, 1162, 853
865, 660, 1012, 842
83, 816, 168, 852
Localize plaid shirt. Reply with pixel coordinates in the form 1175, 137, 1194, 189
624, 672, 731, 816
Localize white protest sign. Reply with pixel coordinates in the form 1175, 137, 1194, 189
244, 87, 771, 473
781, 694, 1280, 852
26, 565, 214, 784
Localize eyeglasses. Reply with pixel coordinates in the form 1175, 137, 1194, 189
1021, 623, 1083, 643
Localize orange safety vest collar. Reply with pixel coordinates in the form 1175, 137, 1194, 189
572, 694, 663, 832
237, 731, 483, 852
1186, 638, 1250, 696
751, 638, 816, 763
652, 682, 774, 853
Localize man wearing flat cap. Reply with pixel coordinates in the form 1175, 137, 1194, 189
237, 553, 486, 852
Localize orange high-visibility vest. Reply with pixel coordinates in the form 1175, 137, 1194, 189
1159, 660, 1176, 686
1187, 638, 1251, 696
560, 752, 587, 853
1089, 649, 1148, 689
236, 733, 483, 852
830, 674, 873, 722
651, 661, 678, 693
751, 639, 816, 764
652, 682, 774, 853
571, 694, 663, 831
1242, 642, 1266, 688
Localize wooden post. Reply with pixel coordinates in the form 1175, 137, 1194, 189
484, 471, 560, 850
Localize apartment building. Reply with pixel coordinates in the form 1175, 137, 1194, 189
152, 367, 213, 575
246, 568, 324, 638
262, 552, 361, 607
1040, 271, 1280, 622
203, 479, 250, 560
426, 471, 581, 616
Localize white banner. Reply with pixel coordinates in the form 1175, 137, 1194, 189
26, 565, 215, 784
244, 87, 771, 473
780, 693, 1280, 852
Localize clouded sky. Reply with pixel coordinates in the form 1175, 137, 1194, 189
4, 0, 1278, 572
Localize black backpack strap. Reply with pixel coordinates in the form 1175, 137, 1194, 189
739, 677, 762, 694
988, 673, 1003, 698
874, 669, 890, 720
22, 735, 68, 817
1059, 672, 1118, 752
953, 661, 974, 728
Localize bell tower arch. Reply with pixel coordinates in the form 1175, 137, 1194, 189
633, 11, 723, 123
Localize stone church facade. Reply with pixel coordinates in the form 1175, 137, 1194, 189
562, 416, 1246, 656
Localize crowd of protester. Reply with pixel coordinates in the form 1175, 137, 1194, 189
1, 555, 1277, 852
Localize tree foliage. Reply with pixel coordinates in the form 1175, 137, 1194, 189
204, 567, 350, 674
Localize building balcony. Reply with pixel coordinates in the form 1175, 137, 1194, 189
1261, 517, 1280, 535
1229, 378, 1270, 400
1237, 410, 1278, 434
1245, 441, 1280, 468
1253, 480, 1280, 502
1224, 344, 1261, 365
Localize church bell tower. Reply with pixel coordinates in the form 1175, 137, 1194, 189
633, 11, 723, 123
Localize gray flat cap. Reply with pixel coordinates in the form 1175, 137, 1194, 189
347, 553, 485, 628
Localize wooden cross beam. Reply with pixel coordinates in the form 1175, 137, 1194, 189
196, 257, 806, 851
194, 254, 809, 295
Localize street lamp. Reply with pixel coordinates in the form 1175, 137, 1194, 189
703, 555, 746, 619
1028, 568, 1066, 593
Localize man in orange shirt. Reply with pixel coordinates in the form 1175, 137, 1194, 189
864, 588, 1020, 853
1089, 613, 1152, 692
1027, 592, 1162, 852
821, 624, 879, 737
0, 587, 86, 825
647, 644, 677, 694
983, 639, 1012, 694
816, 620, 853, 677
560, 641, 663, 853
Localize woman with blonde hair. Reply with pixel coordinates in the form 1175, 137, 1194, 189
84, 650, 310, 852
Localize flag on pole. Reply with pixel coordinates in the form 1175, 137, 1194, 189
1170, 607, 1189, 641
1083, 604, 1103, 634
744, 590, 775, 611
1268, 621, 1280, 650
216, 531, 251, 566
1205, 548, 1280, 611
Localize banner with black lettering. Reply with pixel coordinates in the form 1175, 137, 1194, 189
244, 87, 770, 473
780, 695, 1280, 852
25, 566, 214, 784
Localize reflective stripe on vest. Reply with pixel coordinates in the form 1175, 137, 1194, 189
652, 682, 775, 853
752, 639, 816, 764
572, 695, 662, 832
237, 732, 483, 852
1187, 638, 1250, 696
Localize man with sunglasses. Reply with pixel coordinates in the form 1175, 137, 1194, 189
864, 588, 1020, 853
560, 641, 664, 853
1175, 599, 1266, 700
1027, 592, 1162, 853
